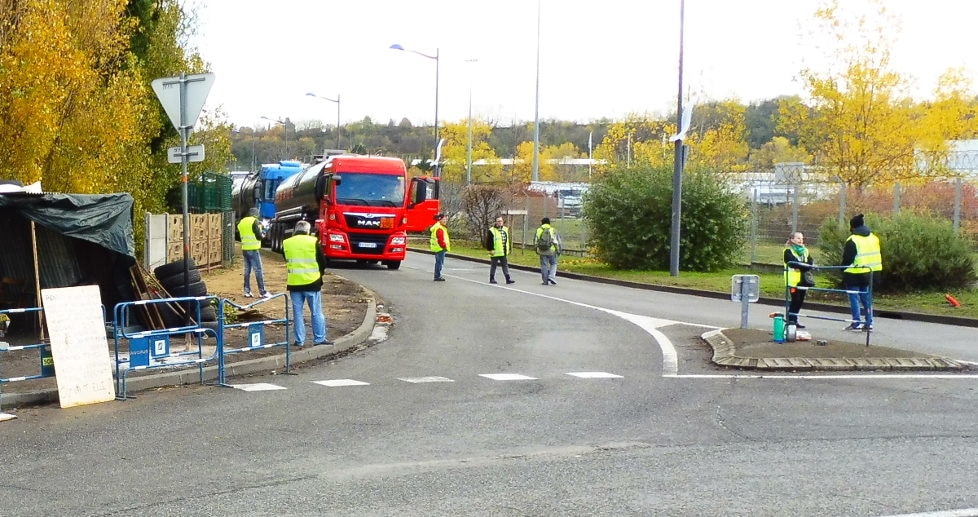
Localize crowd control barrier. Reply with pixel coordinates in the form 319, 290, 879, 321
783, 263, 874, 346
112, 295, 221, 400
216, 293, 291, 385
0, 306, 52, 414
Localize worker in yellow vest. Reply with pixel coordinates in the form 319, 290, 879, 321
237, 208, 269, 298
841, 213, 882, 332
282, 220, 331, 347
429, 213, 450, 281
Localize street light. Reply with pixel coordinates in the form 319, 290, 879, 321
390, 43, 440, 167
260, 116, 288, 158
465, 58, 478, 184
305, 92, 341, 149
531, 0, 541, 182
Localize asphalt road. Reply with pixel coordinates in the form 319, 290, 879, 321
1, 252, 977, 516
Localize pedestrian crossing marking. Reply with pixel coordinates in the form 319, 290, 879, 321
566, 372, 623, 379
230, 383, 287, 391
398, 376, 455, 383
479, 373, 538, 381
313, 379, 370, 387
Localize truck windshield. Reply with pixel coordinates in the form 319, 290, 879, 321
335, 173, 405, 207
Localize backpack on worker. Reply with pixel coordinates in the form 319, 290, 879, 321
536, 227, 554, 256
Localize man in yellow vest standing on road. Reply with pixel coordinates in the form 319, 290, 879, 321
485, 215, 516, 285
429, 213, 450, 281
283, 220, 331, 347
237, 207, 270, 298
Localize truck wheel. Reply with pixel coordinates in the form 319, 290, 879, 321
385, 261, 401, 270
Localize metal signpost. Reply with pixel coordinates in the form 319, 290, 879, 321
151, 72, 215, 320
730, 274, 760, 329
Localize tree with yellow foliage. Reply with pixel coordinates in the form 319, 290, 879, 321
437, 119, 502, 183
778, 0, 966, 189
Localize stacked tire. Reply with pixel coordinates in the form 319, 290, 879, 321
153, 258, 217, 324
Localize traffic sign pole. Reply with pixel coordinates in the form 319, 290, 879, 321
151, 72, 215, 324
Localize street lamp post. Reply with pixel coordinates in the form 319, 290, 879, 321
531, 0, 541, 182
260, 116, 288, 158
390, 43, 440, 169
306, 92, 341, 149
465, 58, 478, 184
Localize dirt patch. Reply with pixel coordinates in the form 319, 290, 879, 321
720, 327, 928, 359
200, 249, 369, 346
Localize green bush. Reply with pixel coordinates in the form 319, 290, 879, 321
816, 212, 976, 293
583, 165, 748, 272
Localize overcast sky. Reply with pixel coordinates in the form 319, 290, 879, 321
189, 0, 977, 130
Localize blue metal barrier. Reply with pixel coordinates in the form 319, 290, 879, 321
784, 263, 873, 346
112, 295, 221, 399
216, 293, 291, 386
0, 307, 52, 411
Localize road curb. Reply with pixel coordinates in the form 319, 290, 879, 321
701, 328, 968, 372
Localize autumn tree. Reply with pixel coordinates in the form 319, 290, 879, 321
684, 100, 750, 172
748, 136, 813, 170
593, 115, 673, 171
779, 0, 937, 189
437, 119, 502, 183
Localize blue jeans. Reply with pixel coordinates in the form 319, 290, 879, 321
290, 290, 326, 345
847, 287, 873, 327
539, 254, 557, 283
242, 250, 266, 294
433, 250, 446, 279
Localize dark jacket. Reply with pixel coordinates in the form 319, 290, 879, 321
841, 224, 874, 288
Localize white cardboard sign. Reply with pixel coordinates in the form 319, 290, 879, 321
41, 285, 116, 408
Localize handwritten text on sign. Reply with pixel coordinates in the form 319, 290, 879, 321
41, 285, 115, 408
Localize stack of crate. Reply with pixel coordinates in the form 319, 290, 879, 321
166, 214, 225, 269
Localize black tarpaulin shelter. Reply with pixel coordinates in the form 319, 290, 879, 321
0, 191, 137, 319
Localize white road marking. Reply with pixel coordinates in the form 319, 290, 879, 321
398, 376, 455, 383
314, 379, 370, 387
230, 383, 287, 391
878, 509, 978, 517
566, 372, 623, 379
479, 373, 537, 381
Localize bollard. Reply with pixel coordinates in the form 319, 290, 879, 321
772, 315, 785, 343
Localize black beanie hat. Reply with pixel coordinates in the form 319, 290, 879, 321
849, 213, 864, 229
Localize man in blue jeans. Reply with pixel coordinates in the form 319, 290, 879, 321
429, 213, 450, 281
237, 207, 270, 298
841, 213, 882, 331
282, 220, 331, 347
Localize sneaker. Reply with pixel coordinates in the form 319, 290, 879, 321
314, 340, 334, 346
243, 292, 254, 298
542, 281, 549, 285
506, 279, 516, 284
862, 326, 873, 332
434, 277, 446, 282
489, 279, 498, 284
792, 323, 806, 329
292, 342, 304, 348
843, 324, 863, 331
548, 279, 557, 285
261, 292, 273, 298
